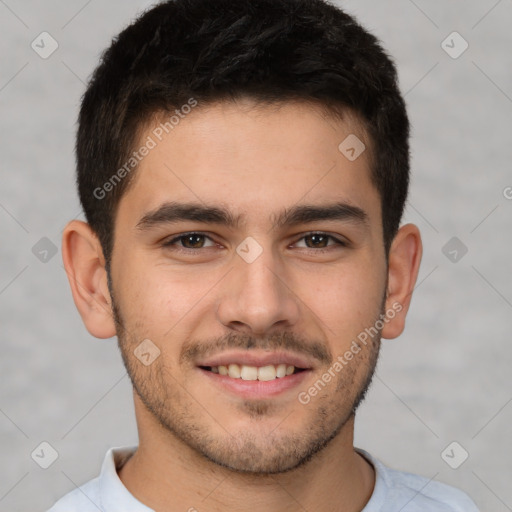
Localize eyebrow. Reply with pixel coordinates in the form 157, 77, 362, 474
135, 200, 369, 231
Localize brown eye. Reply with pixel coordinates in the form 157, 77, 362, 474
304, 233, 330, 248
162, 232, 216, 250
180, 234, 206, 248
294, 232, 346, 251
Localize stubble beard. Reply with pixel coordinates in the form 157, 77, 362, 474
110, 292, 382, 475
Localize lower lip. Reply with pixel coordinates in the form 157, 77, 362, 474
198, 368, 311, 399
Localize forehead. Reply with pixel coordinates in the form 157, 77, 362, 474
117, 99, 381, 231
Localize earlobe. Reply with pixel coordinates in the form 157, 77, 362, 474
61, 220, 117, 339
381, 223, 422, 340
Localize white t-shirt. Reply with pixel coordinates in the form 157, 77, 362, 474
48, 446, 480, 511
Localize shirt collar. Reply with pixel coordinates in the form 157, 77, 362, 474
355, 447, 389, 511
98, 446, 154, 512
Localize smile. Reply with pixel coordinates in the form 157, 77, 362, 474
195, 351, 314, 399
201, 363, 305, 381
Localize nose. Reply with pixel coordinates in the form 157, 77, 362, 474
216, 246, 300, 336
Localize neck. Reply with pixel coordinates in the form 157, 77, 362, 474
119, 397, 375, 512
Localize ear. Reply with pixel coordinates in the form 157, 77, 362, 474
61, 220, 117, 339
381, 223, 422, 339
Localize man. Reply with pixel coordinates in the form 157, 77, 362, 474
50, 0, 480, 510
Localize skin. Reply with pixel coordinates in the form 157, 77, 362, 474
62, 99, 422, 512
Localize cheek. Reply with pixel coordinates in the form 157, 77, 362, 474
114, 255, 220, 338
297, 260, 386, 337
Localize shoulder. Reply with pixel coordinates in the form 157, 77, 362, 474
357, 449, 480, 512
383, 466, 480, 511
47, 477, 101, 512
47, 446, 140, 512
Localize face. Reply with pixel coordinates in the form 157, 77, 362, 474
109, 99, 389, 474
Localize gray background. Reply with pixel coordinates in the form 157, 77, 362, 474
1, 0, 511, 511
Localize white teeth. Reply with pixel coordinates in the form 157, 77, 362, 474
241, 365, 258, 380
210, 363, 298, 381
276, 363, 287, 378
258, 365, 277, 381
228, 364, 241, 378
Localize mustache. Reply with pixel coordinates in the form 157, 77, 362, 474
180, 331, 332, 366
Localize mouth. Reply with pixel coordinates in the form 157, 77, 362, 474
195, 351, 313, 399
199, 363, 306, 381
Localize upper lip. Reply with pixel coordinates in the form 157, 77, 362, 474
195, 350, 315, 370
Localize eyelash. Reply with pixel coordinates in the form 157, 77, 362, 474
161, 231, 348, 254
